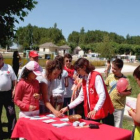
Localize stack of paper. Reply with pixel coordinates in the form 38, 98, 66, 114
43, 119, 56, 123
52, 123, 70, 128
46, 114, 56, 118
30, 116, 49, 120
60, 118, 69, 122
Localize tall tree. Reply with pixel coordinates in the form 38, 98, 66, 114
54, 23, 57, 29
0, 0, 37, 47
68, 31, 80, 46
80, 27, 85, 34
95, 35, 115, 59
15, 25, 66, 48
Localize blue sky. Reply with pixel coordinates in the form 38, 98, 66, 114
15, 0, 140, 40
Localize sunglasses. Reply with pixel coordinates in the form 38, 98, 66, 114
66, 60, 72, 62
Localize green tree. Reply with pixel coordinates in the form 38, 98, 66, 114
79, 27, 85, 45
0, 0, 37, 47
80, 27, 85, 34
68, 31, 80, 46
15, 25, 65, 48
95, 35, 115, 59
54, 23, 57, 29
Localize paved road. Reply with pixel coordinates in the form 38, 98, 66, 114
95, 64, 137, 74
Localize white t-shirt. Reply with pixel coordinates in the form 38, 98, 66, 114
0, 63, 17, 91
68, 74, 106, 111
64, 70, 76, 98
51, 70, 68, 97
38, 71, 52, 101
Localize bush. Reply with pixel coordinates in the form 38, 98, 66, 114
4, 58, 106, 67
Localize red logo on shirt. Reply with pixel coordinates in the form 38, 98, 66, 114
90, 88, 94, 94
7, 71, 10, 74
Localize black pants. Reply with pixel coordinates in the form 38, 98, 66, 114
86, 113, 114, 126
0, 90, 16, 138
74, 102, 85, 119
63, 97, 73, 115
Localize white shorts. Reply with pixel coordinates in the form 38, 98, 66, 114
19, 110, 39, 118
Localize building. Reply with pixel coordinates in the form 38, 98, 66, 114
39, 42, 58, 59
58, 45, 70, 56
73, 46, 84, 57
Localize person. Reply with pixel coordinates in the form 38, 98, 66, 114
60, 58, 114, 126
51, 55, 68, 111
17, 50, 45, 115
128, 65, 140, 140
71, 73, 85, 118
105, 58, 132, 128
63, 53, 76, 115
39, 59, 63, 117
12, 50, 21, 77
104, 59, 111, 78
18, 50, 42, 81
14, 61, 41, 118
14, 61, 41, 140
0, 53, 17, 139
46, 55, 51, 65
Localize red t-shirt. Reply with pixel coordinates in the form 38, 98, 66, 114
14, 79, 40, 111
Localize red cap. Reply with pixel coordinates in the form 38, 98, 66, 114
29, 50, 38, 58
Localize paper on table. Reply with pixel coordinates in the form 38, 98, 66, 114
30, 116, 49, 120
46, 114, 56, 118
43, 119, 56, 123
60, 118, 69, 122
52, 123, 70, 128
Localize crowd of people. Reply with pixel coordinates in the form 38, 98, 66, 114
0, 50, 140, 140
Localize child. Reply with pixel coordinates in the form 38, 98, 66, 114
71, 73, 84, 118
105, 58, 131, 128
128, 65, 140, 140
104, 59, 111, 79
39, 59, 63, 117
14, 61, 41, 118
71, 73, 82, 101
63, 53, 76, 115
51, 55, 68, 111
